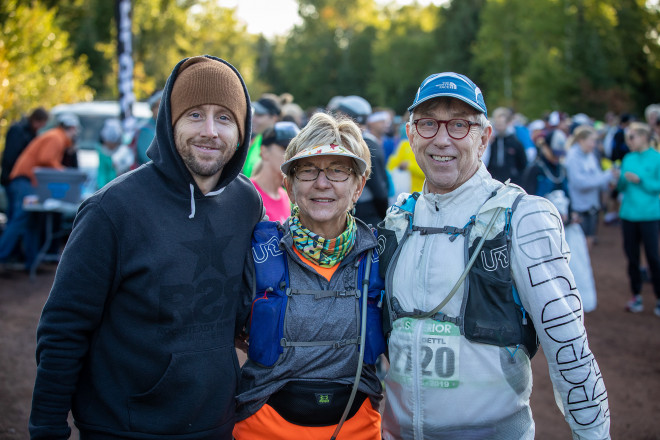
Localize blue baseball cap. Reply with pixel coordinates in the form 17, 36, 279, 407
408, 72, 487, 116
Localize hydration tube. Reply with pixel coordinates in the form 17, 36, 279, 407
415, 206, 504, 320
330, 249, 372, 440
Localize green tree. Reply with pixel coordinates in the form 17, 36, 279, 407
473, 0, 571, 117
50, 0, 255, 101
252, 35, 282, 100
131, 0, 196, 99
0, 0, 93, 151
185, 0, 259, 95
473, 0, 660, 118
368, 4, 442, 113
272, 0, 381, 109
5, 0, 659, 127
66, 0, 198, 100
610, 0, 660, 115
432, 0, 485, 83
33, 0, 115, 96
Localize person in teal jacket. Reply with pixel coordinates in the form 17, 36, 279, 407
617, 121, 660, 316
132, 90, 162, 167
95, 118, 123, 189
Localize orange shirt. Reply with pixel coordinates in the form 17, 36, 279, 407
10, 127, 72, 185
234, 398, 381, 440
292, 246, 338, 281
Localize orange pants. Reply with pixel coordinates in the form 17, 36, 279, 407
233, 398, 381, 440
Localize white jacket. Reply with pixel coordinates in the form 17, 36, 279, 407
382, 164, 610, 440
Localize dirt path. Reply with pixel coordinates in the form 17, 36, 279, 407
1, 221, 659, 439
529, 221, 660, 439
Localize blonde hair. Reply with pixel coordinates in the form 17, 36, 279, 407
567, 125, 597, 147
627, 121, 652, 140
281, 102, 304, 126
284, 112, 372, 179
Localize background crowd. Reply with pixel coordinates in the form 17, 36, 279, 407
2, 93, 660, 316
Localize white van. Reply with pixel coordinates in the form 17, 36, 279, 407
47, 101, 152, 192
49, 100, 152, 149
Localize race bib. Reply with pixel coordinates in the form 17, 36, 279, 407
388, 317, 461, 388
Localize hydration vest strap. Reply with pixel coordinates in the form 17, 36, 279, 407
506, 194, 525, 238
331, 248, 373, 440
430, 312, 462, 325
507, 193, 527, 324
286, 288, 361, 299
280, 338, 360, 348
413, 206, 504, 320
412, 225, 466, 237
411, 216, 475, 242
390, 297, 463, 325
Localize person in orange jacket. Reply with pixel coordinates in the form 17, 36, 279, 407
0, 113, 79, 271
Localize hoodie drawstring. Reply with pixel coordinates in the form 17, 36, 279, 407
188, 184, 196, 219
187, 184, 226, 219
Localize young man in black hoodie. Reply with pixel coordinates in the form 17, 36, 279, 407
29, 56, 263, 440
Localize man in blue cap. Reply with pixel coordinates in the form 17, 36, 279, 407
377, 73, 611, 439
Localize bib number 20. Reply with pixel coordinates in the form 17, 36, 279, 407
391, 344, 459, 388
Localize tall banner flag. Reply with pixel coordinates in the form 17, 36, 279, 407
116, 0, 135, 135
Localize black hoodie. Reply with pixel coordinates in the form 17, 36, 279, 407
30, 56, 263, 440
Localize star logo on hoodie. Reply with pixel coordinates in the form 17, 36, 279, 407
180, 217, 236, 279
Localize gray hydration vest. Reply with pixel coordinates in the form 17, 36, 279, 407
248, 220, 386, 367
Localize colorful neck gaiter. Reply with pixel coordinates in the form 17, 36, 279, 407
288, 205, 356, 268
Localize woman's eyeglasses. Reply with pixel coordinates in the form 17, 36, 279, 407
294, 165, 354, 182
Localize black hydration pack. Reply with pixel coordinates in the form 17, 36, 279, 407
377, 188, 539, 358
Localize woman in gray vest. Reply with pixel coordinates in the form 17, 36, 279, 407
234, 112, 385, 439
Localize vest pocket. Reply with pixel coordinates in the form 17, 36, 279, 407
360, 236, 387, 364
248, 291, 286, 367
363, 298, 387, 364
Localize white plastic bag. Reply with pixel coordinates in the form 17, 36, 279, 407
388, 168, 411, 205
565, 223, 598, 312
112, 144, 135, 175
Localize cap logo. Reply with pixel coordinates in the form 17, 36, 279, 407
436, 82, 458, 90
409, 72, 487, 116
475, 86, 483, 102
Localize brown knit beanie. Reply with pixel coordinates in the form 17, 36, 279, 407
170, 56, 247, 145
